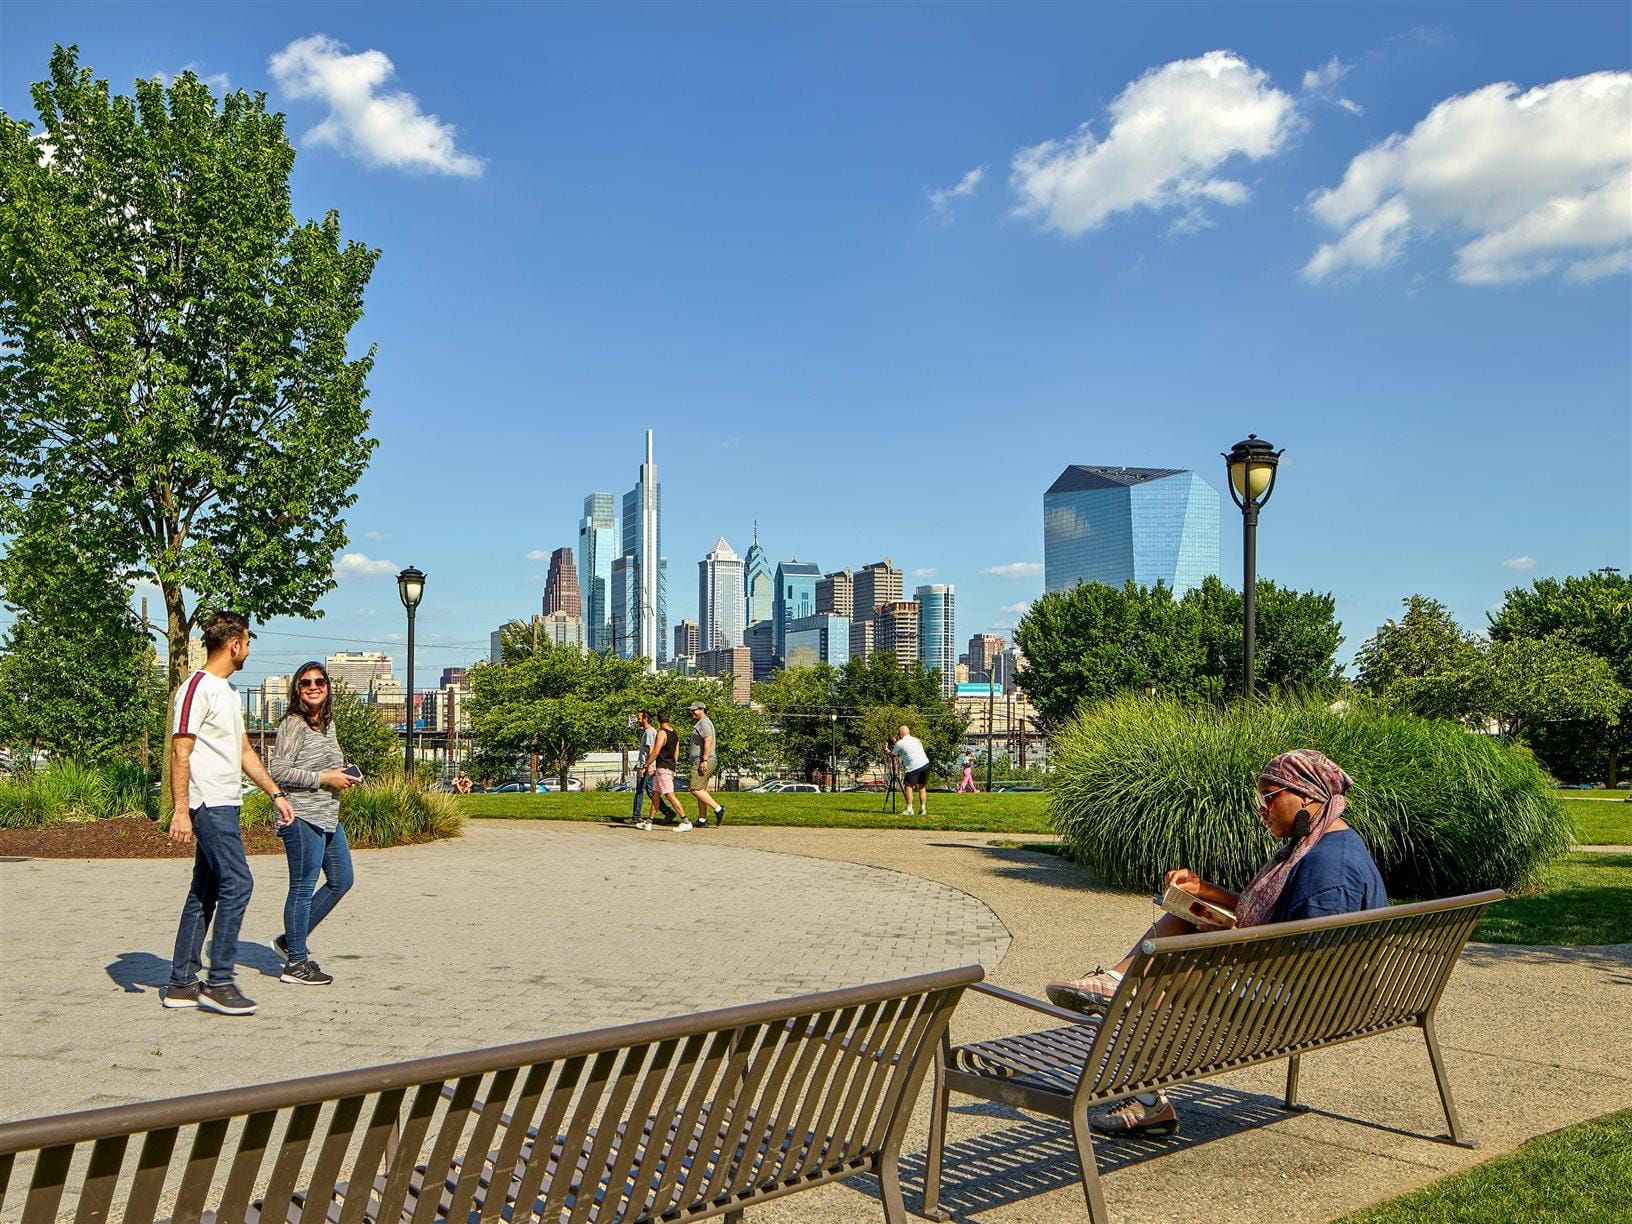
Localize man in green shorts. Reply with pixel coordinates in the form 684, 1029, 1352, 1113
685, 700, 727, 830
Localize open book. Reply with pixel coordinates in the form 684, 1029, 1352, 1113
1160, 882, 1237, 930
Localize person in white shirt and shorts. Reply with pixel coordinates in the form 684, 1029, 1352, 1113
892, 724, 932, 817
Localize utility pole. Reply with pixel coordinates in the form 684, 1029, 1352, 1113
985, 673, 995, 793
140, 597, 151, 772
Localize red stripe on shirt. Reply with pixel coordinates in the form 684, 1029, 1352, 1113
177, 671, 206, 734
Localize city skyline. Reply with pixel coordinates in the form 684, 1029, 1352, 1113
33, 4, 1624, 694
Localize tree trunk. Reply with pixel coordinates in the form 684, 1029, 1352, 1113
159, 581, 192, 820
1608, 743, 1621, 790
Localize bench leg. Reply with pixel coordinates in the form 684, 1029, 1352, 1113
725, 1212, 744, 1223
1422, 1018, 1474, 1148
1283, 1054, 1303, 1110
1070, 1113, 1109, 1224
919, 1043, 951, 1221
878, 1151, 909, 1224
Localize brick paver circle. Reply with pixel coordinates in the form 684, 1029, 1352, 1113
0, 820, 1009, 1121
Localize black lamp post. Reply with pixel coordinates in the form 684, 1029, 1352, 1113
828, 709, 839, 792
1223, 436, 1282, 699
397, 566, 426, 777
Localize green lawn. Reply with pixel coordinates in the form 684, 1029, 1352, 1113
1473, 853, 1632, 946
1563, 797, 1632, 845
1559, 788, 1629, 800
1335, 1109, 1632, 1224
453, 790, 1056, 834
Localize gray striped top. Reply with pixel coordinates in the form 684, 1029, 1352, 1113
268, 716, 345, 833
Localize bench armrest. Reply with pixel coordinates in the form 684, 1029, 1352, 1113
970, 982, 1098, 1026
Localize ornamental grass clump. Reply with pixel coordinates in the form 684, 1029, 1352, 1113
1049, 694, 1572, 899
243, 775, 463, 847
0, 760, 136, 827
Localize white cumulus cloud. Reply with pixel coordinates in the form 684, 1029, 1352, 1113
1301, 55, 1363, 115
1011, 51, 1299, 237
362, 529, 391, 542
912, 567, 939, 578
1000, 601, 1033, 615
526, 549, 552, 561
1500, 556, 1537, 571
927, 166, 985, 219
334, 552, 398, 578
1303, 71, 1632, 285
268, 34, 484, 176
984, 562, 1044, 579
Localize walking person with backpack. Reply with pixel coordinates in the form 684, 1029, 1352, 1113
267, 660, 360, 986
162, 612, 294, 1016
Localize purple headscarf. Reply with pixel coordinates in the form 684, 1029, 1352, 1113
1234, 749, 1354, 929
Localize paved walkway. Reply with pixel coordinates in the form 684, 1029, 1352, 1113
2, 818, 1628, 1223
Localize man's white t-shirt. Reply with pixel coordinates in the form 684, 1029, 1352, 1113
172, 670, 245, 808
893, 735, 929, 773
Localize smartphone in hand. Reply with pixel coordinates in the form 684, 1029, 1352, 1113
341, 764, 364, 782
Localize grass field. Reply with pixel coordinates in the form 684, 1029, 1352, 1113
1471, 853, 1632, 946
1334, 1108, 1631, 1223
1562, 797, 1632, 844
453, 791, 1056, 834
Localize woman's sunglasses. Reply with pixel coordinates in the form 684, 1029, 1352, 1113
297, 677, 329, 689
1254, 786, 1288, 811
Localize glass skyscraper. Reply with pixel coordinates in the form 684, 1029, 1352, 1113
784, 613, 850, 669
745, 522, 773, 625
578, 493, 618, 654
1044, 466, 1220, 596
772, 560, 820, 664
698, 537, 746, 651
915, 584, 956, 696
617, 432, 668, 665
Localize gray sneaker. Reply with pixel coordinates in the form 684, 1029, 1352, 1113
198, 982, 258, 1015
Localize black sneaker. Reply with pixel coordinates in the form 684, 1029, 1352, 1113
273, 934, 289, 960
197, 982, 258, 1015
280, 959, 334, 986
161, 982, 201, 1009
713, 805, 726, 825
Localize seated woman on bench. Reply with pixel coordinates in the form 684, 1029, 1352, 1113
1046, 748, 1387, 1136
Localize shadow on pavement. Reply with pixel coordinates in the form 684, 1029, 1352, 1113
106, 941, 285, 992
841, 1081, 1288, 1217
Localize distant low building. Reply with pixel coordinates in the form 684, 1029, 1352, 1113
698, 646, 753, 705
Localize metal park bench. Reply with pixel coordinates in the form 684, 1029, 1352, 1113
0, 965, 980, 1223
923, 891, 1503, 1223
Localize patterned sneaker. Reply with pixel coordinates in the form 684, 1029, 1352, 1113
197, 982, 258, 1015
1089, 1092, 1178, 1136
280, 960, 334, 986
273, 934, 290, 960
161, 982, 201, 1009
1045, 967, 1122, 1013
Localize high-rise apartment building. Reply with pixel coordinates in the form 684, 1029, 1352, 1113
816, 568, 853, 618
916, 584, 956, 695
610, 555, 635, 659
698, 538, 746, 651
967, 633, 1006, 682
326, 651, 392, 697
1044, 466, 1220, 596
849, 558, 904, 662
784, 614, 850, 668
874, 601, 920, 671
772, 560, 820, 664
440, 667, 468, 691
747, 620, 776, 682
674, 618, 701, 661
848, 618, 874, 663
539, 610, 585, 650
578, 493, 619, 654
744, 522, 774, 625
697, 646, 753, 705
618, 431, 667, 667
260, 675, 292, 725
542, 547, 583, 619
370, 673, 405, 727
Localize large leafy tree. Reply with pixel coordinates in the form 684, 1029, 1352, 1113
1355, 595, 1481, 711
752, 664, 843, 780
1187, 576, 1344, 701
1424, 636, 1625, 742
0, 48, 379, 694
0, 498, 161, 759
835, 653, 966, 775
1489, 572, 1632, 784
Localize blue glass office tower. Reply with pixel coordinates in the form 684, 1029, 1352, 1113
745, 522, 774, 625
784, 614, 850, 669
1044, 467, 1220, 596
915, 584, 957, 696
578, 493, 618, 654
618, 432, 668, 666
773, 560, 820, 664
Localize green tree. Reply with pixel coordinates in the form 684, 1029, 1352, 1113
1355, 595, 1481, 710
1426, 636, 1625, 743
1489, 572, 1632, 784
0, 48, 379, 695
468, 647, 648, 789
637, 670, 773, 775
328, 679, 397, 780
752, 664, 843, 780
1188, 576, 1344, 700
835, 654, 966, 778
0, 500, 159, 760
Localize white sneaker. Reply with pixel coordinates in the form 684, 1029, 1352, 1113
902, 806, 914, 816
636, 819, 652, 831
673, 819, 693, 832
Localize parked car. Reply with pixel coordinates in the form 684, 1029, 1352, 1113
535, 778, 586, 792
603, 781, 635, 792
749, 780, 791, 793
489, 781, 528, 794
774, 782, 819, 794
843, 781, 885, 793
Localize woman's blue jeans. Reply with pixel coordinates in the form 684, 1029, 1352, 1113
277, 819, 354, 962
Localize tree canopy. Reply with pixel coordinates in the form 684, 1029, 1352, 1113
0, 47, 379, 692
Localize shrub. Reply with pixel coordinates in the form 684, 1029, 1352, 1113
1049, 694, 1573, 900
0, 760, 112, 826
243, 778, 462, 847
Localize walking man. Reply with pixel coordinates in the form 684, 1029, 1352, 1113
893, 723, 931, 817
683, 700, 727, 831
644, 713, 688, 829
629, 709, 657, 825
163, 612, 294, 1016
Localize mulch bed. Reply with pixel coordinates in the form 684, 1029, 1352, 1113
0, 815, 427, 860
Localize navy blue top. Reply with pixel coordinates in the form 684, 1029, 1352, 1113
1268, 829, 1388, 923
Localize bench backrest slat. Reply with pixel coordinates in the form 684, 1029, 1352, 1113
0, 966, 978, 1223
1079, 895, 1497, 1104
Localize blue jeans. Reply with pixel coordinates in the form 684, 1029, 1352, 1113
169, 804, 253, 987
277, 819, 355, 962
632, 771, 652, 820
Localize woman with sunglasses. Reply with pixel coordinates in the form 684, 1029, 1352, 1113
1044, 749, 1387, 1135
267, 661, 359, 985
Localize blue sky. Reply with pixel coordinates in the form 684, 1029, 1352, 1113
4, 1, 1629, 694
